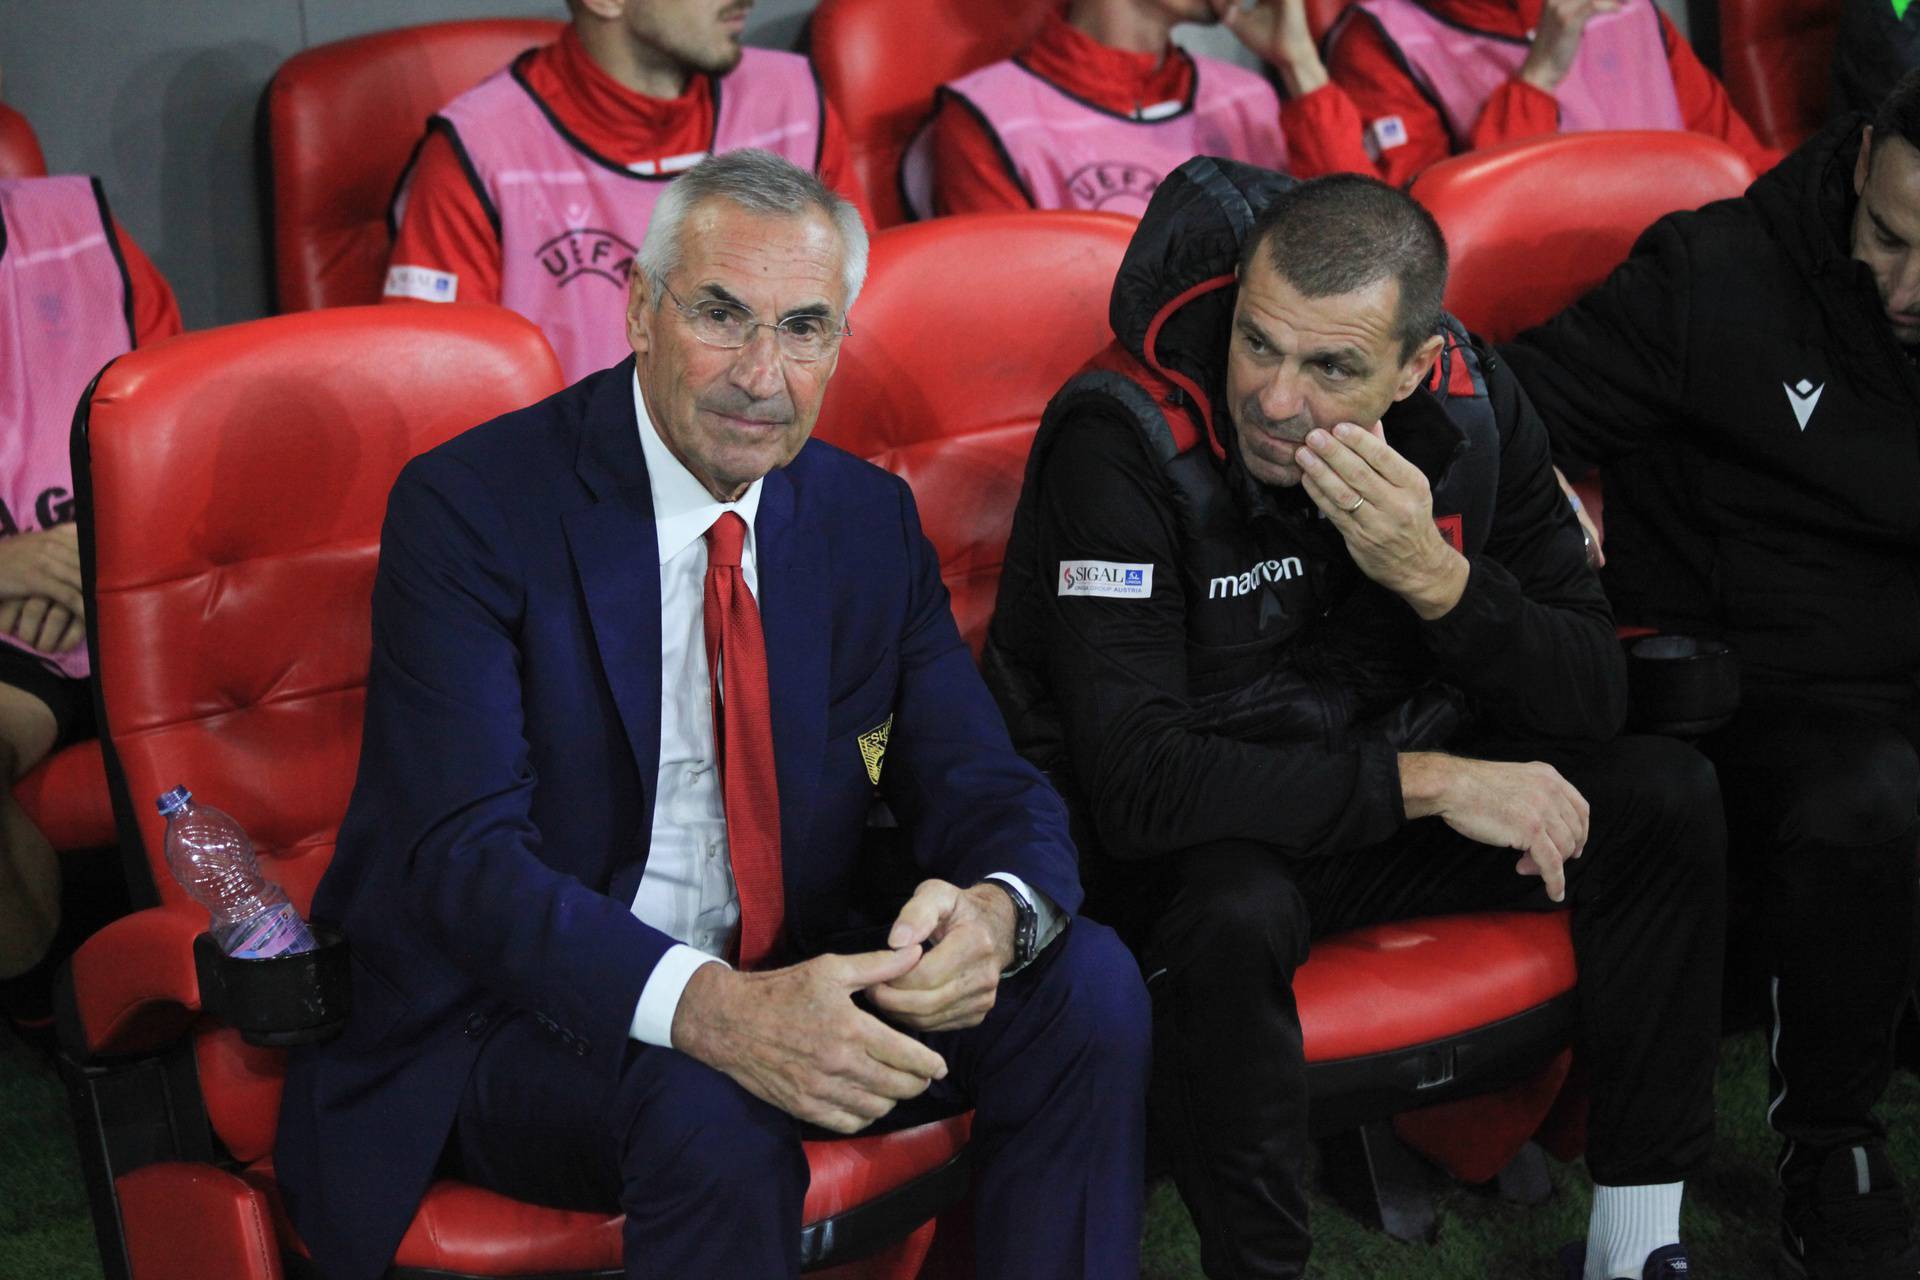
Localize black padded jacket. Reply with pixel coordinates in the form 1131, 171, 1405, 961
982, 157, 1622, 868
1504, 118, 1920, 686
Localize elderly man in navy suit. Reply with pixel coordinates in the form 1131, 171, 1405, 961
274, 147, 1149, 1280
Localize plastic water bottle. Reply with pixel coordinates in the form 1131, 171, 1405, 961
158, 785, 316, 959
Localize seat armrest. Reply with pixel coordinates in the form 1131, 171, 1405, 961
117, 1162, 280, 1280
59, 905, 208, 1060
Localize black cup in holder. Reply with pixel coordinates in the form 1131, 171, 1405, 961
192, 923, 351, 1047
1623, 634, 1741, 738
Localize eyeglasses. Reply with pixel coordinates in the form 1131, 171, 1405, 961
659, 280, 850, 363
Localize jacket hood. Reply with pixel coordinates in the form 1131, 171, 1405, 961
1106, 155, 1476, 511
1109, 156, 1296, 460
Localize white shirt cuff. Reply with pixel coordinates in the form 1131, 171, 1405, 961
985, 872, 1067, 972
629, 944, 730, 1047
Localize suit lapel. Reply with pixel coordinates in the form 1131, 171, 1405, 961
754, 466, 828, 866
562, 361, 664, 830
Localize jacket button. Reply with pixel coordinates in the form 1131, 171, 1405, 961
463, 1012, 490, 1038
573, 1037, 591, 1057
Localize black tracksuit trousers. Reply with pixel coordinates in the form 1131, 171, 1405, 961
1695, 682, 1920, 1191
1138, 734, 1727, 1280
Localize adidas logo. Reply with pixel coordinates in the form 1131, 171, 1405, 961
1784, 378, 1825, 431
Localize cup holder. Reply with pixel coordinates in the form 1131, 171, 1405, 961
1623, 634, 1740, 738
192, 923, 351, 1047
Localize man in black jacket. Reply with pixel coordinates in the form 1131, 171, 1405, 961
985, 160, 1726, 1280
1503, 69, 1920, 1280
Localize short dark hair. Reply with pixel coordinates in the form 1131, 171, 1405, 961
1871, 67, 1920, 155
1237, 174, 1449, 360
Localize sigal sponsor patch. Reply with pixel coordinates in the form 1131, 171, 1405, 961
1059, 560, 1153, 599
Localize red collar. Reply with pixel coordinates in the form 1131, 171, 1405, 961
1020, 7, 1195, 118
520, 26, 716, 166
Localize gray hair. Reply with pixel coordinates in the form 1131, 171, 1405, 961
633, 148, 869, 311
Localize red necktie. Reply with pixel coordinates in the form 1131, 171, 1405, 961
703, 512, 785, 969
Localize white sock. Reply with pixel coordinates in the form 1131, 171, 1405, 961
1585, 1181, 1684, 1280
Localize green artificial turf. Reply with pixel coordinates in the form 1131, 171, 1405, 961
0, 1028, 100, 1280
4, 1025, 1917, 1279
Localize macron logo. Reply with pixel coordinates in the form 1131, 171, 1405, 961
1784, 378, 1825, 431
1209, 556, 1305, 599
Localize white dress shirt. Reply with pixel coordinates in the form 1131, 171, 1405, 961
625, 374, 1060, 1049
627, 377, 759, 1045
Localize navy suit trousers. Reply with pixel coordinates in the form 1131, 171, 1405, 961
450, 920, 1149, 1279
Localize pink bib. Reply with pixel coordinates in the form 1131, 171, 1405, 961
0, 176, 132, 680
903, 53, 1290, 219
409, 48, 824, 383
1349, 0, 1684, 143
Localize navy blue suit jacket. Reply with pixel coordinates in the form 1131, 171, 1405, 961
274, 360, 1081, 1280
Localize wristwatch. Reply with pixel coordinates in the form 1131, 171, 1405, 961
980, 878, 1039, 974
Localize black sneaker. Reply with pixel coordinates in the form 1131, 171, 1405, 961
1780, 1145, 1920, 1278
1560, 1240, 1694, 1278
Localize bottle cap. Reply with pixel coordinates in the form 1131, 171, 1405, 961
155, 785, 192, 817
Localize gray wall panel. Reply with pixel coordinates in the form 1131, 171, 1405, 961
300, 0, 563, 47
2, 0, 303, 327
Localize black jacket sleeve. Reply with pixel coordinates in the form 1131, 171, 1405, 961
1030, 415, 1409, 863
1499, 216, 1696, 473
1416, 358, 1629, 744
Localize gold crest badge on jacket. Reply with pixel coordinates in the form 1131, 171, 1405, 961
858, 715, 892, 785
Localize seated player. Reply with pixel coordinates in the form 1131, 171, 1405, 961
1324, 0, 1780, 185
1503, 69, 1920, 1280
984, 160, 1726, 1280
385, 0, 870, 383
277, 149, 1149, 1280
904, 0, 1374, 218
0, 171, 178, 983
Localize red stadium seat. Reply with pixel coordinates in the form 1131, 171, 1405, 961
13, 741, 114, 854
263, 18, 563, 313
1720, 0, 1843, 153
0, 102, 47, 178
1414, 131, 1756, 342
819, 211, 1136, 654
55, 307, 970, 1279
811, 0, 1048, 228
823, 210, 1581, 1232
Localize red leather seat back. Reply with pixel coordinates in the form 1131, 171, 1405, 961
812, 0, 1048, 228
817, 212, 1133, 654
0, 103, 47, 178
1413, 131, 1755, 342
1720, 0, 1843, 152
265, 19, 564, 313
80, 307, 561, 1158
